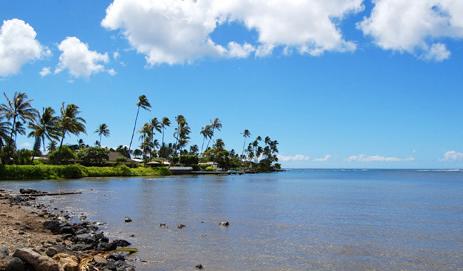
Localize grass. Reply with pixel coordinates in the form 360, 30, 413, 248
0, 164, 171, 180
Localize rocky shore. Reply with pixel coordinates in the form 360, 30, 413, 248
0, 188, 135, 271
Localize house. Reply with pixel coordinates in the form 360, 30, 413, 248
107, 151, 139, 165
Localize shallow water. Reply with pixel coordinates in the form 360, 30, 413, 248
2, 169, 463, 270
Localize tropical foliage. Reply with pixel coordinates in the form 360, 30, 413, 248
0, 92, 280, 178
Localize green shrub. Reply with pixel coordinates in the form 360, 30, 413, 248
58, 164, 87, 179
15, 149, 34, 165
77, 147, 109, 166
179, 155, 199, 166
49, 146, 76, 164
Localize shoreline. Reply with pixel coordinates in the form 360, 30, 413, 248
0, 188, 136, 271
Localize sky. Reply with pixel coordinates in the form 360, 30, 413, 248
0, 0, 462, 169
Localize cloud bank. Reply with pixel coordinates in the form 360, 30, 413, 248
442, 150, 463, 161
347, 154, 415, 162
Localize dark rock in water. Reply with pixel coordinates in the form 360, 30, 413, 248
177, 224, 186, 229
59, 225, 75, 235
219, 221, 230, 227
195, 264, 204, 269
108, 240, 131, 250
72, 233, 94, 244
159, 223, 167, 228
19, 189, 42, 195
13, 248, 59, 271
124, 217, 132, 223
107, 253, 126, 262
0, 256, 26, 271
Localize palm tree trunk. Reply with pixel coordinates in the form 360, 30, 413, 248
201, 137, 205, 154
99, 135, 102, 146
241, 138, 247, 158
59, 129, 66, 149
128, 106, 140, 155
10, 115, 16, 148
161, 127, 165, 146
206, 128, 215, 150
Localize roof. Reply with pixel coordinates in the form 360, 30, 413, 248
108, 151, 128, 161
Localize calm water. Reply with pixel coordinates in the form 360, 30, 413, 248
2, 169, 463, 271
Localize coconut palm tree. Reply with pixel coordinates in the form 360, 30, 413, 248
206, 118, 222, 149
161, 117, 170, 146
0, 115, 11, 148
128, 95, 151, 154
174, 115, 190, 154
58, 103, 86, 149
200, 125, 213, 154
241, 129, 251, 158
27, 107, 59, 153
0, 92, 38, 146
95, 123, 110, 146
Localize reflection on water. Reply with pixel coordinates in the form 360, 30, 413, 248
2, 169, 463, 270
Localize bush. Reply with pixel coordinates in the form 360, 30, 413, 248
77, 147, 109, 166
49, 146, 76, 164
15, 149, 34, 165
179, 155, 199, 166
58, 165, 87, 179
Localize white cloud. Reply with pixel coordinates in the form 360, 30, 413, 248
347, 154, 415, 162
101, 0, 363, 65
442, 151, 463, 161
278, 154, 311, 162
422, 43, 451, 61
0, 19, 45, 77
313, 154, 332, 162
278, 154, 332, 162
39, 67, 51, 77
359, 0, 463, 61
56, 37, 112, 78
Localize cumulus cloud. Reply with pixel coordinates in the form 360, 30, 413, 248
55, 37, 112, 78
0, 19, 45, 77
101, 0, 363, 65
313, 155, 332, 162
442, 151, 463, 161
359, 0, 463, 61
347, 154, 415, 162
39, 67, 51, 77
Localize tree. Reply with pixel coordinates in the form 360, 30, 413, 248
0, 92, 38, 146
28, 107, 59, 153
200, 125, 213, 154
0, 114, 11, 148
161, 117, 170, 146
206, 118, 222, 149
174, 115, 190, 155
95, 123, 110, 146
58, 103, 86, 149
128, 95, 151, 155
241, 129, 251, 158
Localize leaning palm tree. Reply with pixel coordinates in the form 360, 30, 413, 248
28, 107, 59, 153
206, 118, 222, 149
95, 123, 110, 146
0, 92, 38, 146
128, 95, 151, 155
58, 103, 86, 149
160, 117, 170, 146
200, 125, 213, 154
241, 129, 251, 158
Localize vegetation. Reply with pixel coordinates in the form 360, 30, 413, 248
0, 91, 281, 180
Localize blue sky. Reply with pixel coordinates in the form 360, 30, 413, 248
1, 0, 462, 168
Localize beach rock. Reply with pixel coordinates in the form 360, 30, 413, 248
219, 221, 230, 227
19, 189, 42, 195
45, 247, 58, 257
13, 248, 59, 271
0, 256, 26, 271
52, 253, 79, 271
43, 220, 61, 234
0, 246, 8, 258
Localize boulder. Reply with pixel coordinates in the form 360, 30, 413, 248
0, 256, 26, 271
52, 253, 79, 271
13, 248, 59, 271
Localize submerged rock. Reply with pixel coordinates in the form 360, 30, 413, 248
195, 264, 204, 269
219, 221, 230, 227
124, 217, 132, 223
177, 224, 186, 229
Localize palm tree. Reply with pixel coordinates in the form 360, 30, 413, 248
128, 95, 151, 155
241, 129, 251, 158
200, 125, 213, 154
174, 115, 190, 154
95, 123, 110, 146
161, 117, 170, 146
58, 103, 86, 148
0, 114, 11, 148
1, 92, 38, 146
150, 117, 162, 151
206, 118, 222, 149
27, 107, 59, 153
